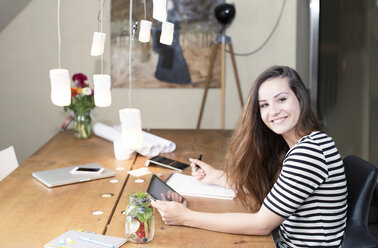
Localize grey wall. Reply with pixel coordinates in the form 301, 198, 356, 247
0, 0, 299, 163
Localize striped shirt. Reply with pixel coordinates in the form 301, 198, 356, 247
263, 131, 347, 247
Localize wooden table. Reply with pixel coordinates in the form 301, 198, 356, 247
0, 130, 275, 248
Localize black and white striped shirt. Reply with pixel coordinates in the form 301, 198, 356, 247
264, 131, 347, 247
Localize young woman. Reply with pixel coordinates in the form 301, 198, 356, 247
151, 66, 347, 247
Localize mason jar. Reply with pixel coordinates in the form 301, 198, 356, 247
125, 193, 155, 243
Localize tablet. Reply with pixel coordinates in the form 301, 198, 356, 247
147, 174, 186, 203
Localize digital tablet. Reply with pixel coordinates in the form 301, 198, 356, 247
147, 174, 187, 203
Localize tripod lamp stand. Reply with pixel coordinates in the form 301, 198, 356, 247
197, 3, 244, 129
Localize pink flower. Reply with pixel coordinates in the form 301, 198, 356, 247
72, 73, 88, 88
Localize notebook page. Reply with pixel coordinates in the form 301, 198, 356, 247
166, 173, 235, 200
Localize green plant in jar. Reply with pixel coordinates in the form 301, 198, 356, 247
125, 191, 155, 243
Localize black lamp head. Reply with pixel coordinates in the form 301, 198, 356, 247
214, 3, 236, 26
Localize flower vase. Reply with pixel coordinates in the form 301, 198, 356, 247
73, 112, 92, 139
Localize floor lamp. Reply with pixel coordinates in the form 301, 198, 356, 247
197, 4, 244, 129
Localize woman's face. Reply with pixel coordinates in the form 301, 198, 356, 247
258, 77, 301, 146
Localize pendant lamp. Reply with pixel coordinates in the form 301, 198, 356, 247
160, 21, 174, 45
93, 74, 111, 107
50, 69, 71, 106
50, 0, 71, 107
93, 0, 112, 107
119, 108, 143, 150
152, 0, 167, 22
138, 20, 152, 43
91, 32, 106, 56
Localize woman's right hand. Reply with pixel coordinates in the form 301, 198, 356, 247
189, 158, 223, 185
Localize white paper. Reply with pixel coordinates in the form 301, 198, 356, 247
128, 167, 151, 177
93, 122, 176, 156
166, 173, 236, 200
93, 122, 121, 142
0, 146, 18, 181
44, 230, 126, 248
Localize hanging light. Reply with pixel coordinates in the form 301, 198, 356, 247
152, 0, 167, 22
50, 69, 71, 106
93, 74, 111, 107
92, 0, 112, 108
50, 0, 71, 106
160, 21, 174, 45
91, 32, 106, 56
119, 108, 143, 150
138, 20, 152, 43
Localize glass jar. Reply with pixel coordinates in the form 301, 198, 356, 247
73, 111, 92, 139
125, 193, 155, 243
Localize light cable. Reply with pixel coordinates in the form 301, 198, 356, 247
228, 0, 286, 56
57, 0, 61, 68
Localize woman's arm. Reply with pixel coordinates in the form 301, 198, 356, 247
151, 200, 284, 236
189, 158, 232, 189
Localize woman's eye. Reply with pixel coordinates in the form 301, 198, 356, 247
278, 97, 287, 103
260, 103, 268, 108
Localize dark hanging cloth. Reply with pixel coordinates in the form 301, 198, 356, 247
152, 22, 191, 84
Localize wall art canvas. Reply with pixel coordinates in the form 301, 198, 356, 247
111, 0, 224, 88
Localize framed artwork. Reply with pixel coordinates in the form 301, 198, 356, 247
111, 0, 224, 88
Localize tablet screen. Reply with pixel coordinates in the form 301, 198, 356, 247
147, 174, 184, 201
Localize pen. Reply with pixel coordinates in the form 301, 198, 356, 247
195, 154, 202, 171
79, 237, 115, 248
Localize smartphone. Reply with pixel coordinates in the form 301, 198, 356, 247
145, 155, 189, 171
70, 167, 104, 174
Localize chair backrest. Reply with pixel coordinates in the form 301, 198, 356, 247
0, 146, 19, 181
342, 155, 378, 248
344, 155, 377, 224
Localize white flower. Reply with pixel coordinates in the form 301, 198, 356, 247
82, 87, 92, 96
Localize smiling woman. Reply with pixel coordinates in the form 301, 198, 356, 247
258, 77, 301, 147
151, 66, 348, 248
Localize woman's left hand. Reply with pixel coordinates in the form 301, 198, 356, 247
151, 199, 190, 225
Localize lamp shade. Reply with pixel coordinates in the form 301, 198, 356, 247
119, 108, 143, 150
91, 32, 106, 56
93, 74, 111, 107
160, 22, 174, 45
153, 0, 167, 22
49, 69, 71, 106
138, 20, 152, 43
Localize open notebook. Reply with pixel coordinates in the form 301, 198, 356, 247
44, 230, 127, 248
166, 173, 235, 200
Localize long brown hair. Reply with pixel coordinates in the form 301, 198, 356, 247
225, 66, 323, 211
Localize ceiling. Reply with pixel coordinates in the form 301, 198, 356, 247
0, 0, 32, 33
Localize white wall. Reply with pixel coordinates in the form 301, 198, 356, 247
0, 0, 297, 163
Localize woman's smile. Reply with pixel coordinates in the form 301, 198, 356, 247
271, 116, 288, 125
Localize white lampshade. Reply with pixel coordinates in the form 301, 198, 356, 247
160, 22, 174, 45
91, 32, 106, 56
119, 108, 143, 150
138, 20, 152, 43
49, 69, 71, 106
94, 74, 111, 107
153, 0, 167, 22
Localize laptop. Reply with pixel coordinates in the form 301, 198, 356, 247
32, 163, 116, 188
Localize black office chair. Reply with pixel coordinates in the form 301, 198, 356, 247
342, 155, 378, 248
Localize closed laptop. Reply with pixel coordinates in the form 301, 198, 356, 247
32, 163, 116, 187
